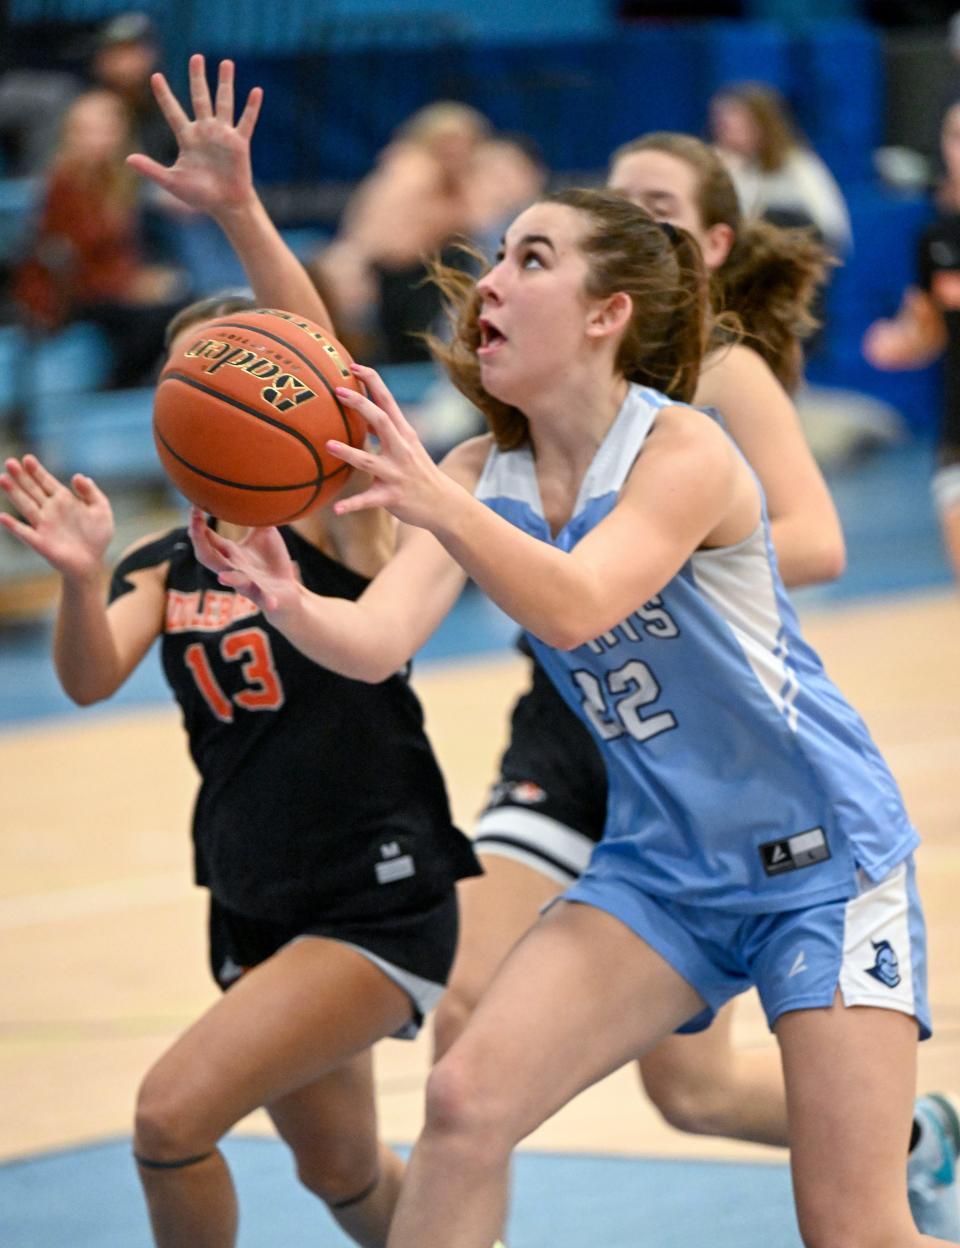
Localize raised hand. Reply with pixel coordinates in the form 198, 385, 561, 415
189, 509, 300, 614
325, 365, 458, 529
127, 54, 262, 218
0, 455, 114, 580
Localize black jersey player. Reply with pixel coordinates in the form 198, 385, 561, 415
0, 56, 482, 1248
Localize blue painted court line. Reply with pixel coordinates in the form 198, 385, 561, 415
0, 1136, 801, 1248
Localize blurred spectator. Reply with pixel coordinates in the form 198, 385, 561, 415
0, 10, 174, 179
468, 133, 549, 262
312, 100, 492, 363
90, 11, 177, 169
709, 81, 852, 255
13, 89, 185, 388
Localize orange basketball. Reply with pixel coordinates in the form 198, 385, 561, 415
153, 308, 367, 526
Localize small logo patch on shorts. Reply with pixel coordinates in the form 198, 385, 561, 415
864, 939, 901, 988
759, 827, 831, 876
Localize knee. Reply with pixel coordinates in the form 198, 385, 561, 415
421, 1053, 511, 1166
640, 1062, 728, 1137
432, 983, 477, 1062
294, 1138, 379, 1207
133, 1067, 217, 1161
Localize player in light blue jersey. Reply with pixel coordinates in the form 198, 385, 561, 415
191, 186, 945, 1246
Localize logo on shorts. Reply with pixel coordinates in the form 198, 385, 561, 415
490, 780, 547, 807
865, 939, 901, 989
219, 955, 244, 985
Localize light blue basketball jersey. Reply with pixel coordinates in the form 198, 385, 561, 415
475, 383, 919, 913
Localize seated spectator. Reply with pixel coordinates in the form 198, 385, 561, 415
312, 100, 492, 363
0, 10, 174, 179
467, 133, 549, 262
13, 88, 185, 388
91, 11, 178, 169
709, 81, 852, 256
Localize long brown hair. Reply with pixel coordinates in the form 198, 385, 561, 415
54, 88, 138, 209
611, 132, 831, 392
427, 187, 710, 450
711, 82, 801, 173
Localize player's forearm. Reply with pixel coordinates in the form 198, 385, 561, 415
770, 512, 846, 587
214, 195, 335, 330
266, 583, 414, 683
430, 496, 610, 650
52, 573, 124, 704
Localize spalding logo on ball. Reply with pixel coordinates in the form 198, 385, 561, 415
153, 308, 367, 526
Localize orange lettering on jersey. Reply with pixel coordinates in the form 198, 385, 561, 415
166, 588, 262, 634
184, 643, 234, 722
223, 628, 284, 711
166, 589, 201, 633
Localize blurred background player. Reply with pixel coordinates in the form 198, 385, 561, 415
709, 80, 852, 258
863, 98, 960, 586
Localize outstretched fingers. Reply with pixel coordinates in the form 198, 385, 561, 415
188, 508, 238, 573
214, 58, 236, 125
188, 53, 214, 121
350, 364, 414, 434
236, 84, 264, 143
149, 70, 191, 139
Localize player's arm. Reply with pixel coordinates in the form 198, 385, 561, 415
329, 374, 755, 650
697, 343, 845, 585
127, 54, 333, 330
862, 287, 947, 371
190, 507, 468, 683
0, 456, 165, 704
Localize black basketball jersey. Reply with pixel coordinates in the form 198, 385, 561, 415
917, 213, 960, 464
109, 525, 480, 924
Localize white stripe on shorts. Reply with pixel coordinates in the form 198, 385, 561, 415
838, 862, 915, 1018
473, 807, 595, 884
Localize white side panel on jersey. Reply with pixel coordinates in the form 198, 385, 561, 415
690, 528, 801, 731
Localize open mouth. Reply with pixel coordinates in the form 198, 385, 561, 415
477, 318, 507, 356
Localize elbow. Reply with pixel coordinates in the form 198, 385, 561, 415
531, 619, 596, 652
65, 685, 108, 707
819, 537, 846, 583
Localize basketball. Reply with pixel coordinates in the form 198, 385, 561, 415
153, 308, 367, 526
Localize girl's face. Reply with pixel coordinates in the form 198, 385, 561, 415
63, 92, 130, 162
474, 202, 606, 406
608, 149, 731, 272
710, 97, 760, 158
943, 105, 960, 185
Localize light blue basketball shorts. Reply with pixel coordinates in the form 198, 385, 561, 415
563, 855, 930, 1038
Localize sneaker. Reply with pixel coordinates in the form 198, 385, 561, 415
909, 1093, 960, 1241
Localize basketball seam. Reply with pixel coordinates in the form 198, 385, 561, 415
205, 319, 359, 447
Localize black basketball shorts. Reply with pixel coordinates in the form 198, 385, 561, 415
208, 889, 459, 1039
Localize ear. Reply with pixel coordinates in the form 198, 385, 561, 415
702, 222, 735, 270
585, 290, 633, 341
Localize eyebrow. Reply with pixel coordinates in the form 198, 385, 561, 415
500, 232, 557, 252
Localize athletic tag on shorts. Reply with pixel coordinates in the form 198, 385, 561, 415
759, 827, 831, 876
